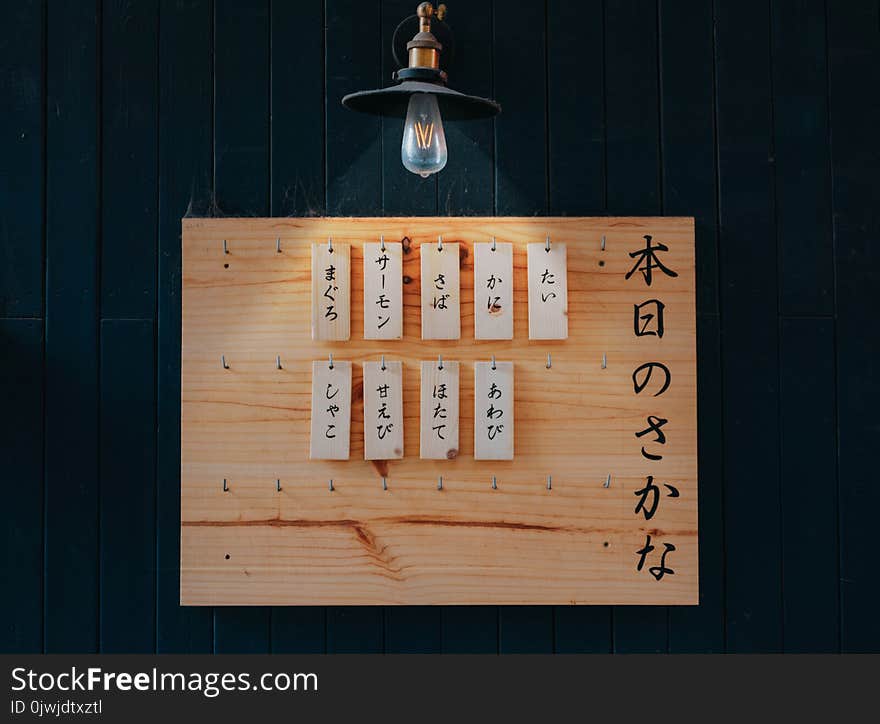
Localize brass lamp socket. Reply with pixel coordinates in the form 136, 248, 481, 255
407, 2, 443, 70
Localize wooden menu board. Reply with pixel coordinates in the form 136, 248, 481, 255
180, 217, 697, 606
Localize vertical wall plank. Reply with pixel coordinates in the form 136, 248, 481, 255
604, 0, 660, 216
494, 0, 545, 214
44, 0, 100, 653
660, 0, 724, 652
715, 0, 782, 652
430, 0, 500, 655
269, 0, 327, 654
605, 0, 666, 653
156, 0, 213, 654
0, 0, 43, 317
101, 0, 158, 318
324, 0, 384, 653
212, 0, 272, 653
773, 0, 838, 653
214, 0, 270, 216
658, 0, 719, 315
547, 0, 604, 215
0, 1, 44, 651
0, 320, 44, 652
780, 318, 838, 651
671, 314, 725, 652
99, 320, 155, 652
828, 0, 880, 653
494, 0, 553, 654
326, 0, 382, 217
771, 0, 833, 317
437, 0, 492, 215
547, 0, 611, 654
271, 0, 325, 217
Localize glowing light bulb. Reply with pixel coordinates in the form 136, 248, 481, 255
401, 93, 447, 177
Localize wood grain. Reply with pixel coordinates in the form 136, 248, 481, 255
181, 217, 697, 606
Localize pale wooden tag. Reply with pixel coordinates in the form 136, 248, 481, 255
419, 360, 460, 459
527, 242, 568, 339
363, 242, 403, 340
474, 361, 514, 460
309, 360, 352, 460
473, 241, 513, 340
363, 360, 404, 460
311, 241, 350, 341
420, 241, 461, 340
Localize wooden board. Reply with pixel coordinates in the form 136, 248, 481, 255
181, 217, 697, 606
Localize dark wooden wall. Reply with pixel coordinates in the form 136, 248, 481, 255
2, 0, 878, 653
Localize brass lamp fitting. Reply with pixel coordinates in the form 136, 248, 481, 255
407, 2, 444, 70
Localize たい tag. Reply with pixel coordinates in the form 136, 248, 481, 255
309, 359, 352, 460
419, 359, 460, 459
527, 241, 568, 339
363, 241, 403, 340
420, 240, 460, 340
474, 361, 514, 460
473, 241, 513, 340
311, 241, 351, 341
363, 360, 404, 460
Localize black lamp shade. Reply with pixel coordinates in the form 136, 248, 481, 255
342, 80, 501, 121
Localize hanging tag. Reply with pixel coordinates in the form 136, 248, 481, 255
363, 360, 404, 460
474, 361, 514, 460
311, 241, 350, 340
420, 241, 460, 340
473, 241, 513, 340
309, 360, 352, 460
363, 242, 403, 340
527, 242, 568, 339
419, 360, 460, 459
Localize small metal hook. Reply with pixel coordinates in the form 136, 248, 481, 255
221, 355, 229, 370
276, 355, 282, 370
328, 479, 334, 492
223, 478, 229, 492
546, 475, 552, 491
601, 235, 606, 252
437, 234, 443, 252
492, 475, 498, 490
491, 354, 496, 370
546, 352, 552, 369
438, 475, 443, 491
382, 476, 388, 491
223, 239, 229, 255
276, 478, 282, 492
380, 234, 386, 252
276, 237, 281, 253
491, 236, 497, 252
545, 235, 551, 253
601, 352, 607, 369
328, 236, 333, 254
437, 354, 443, 371
381, 354, 386, 371
328, 353, 334, 370
604, 474, 612, 489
